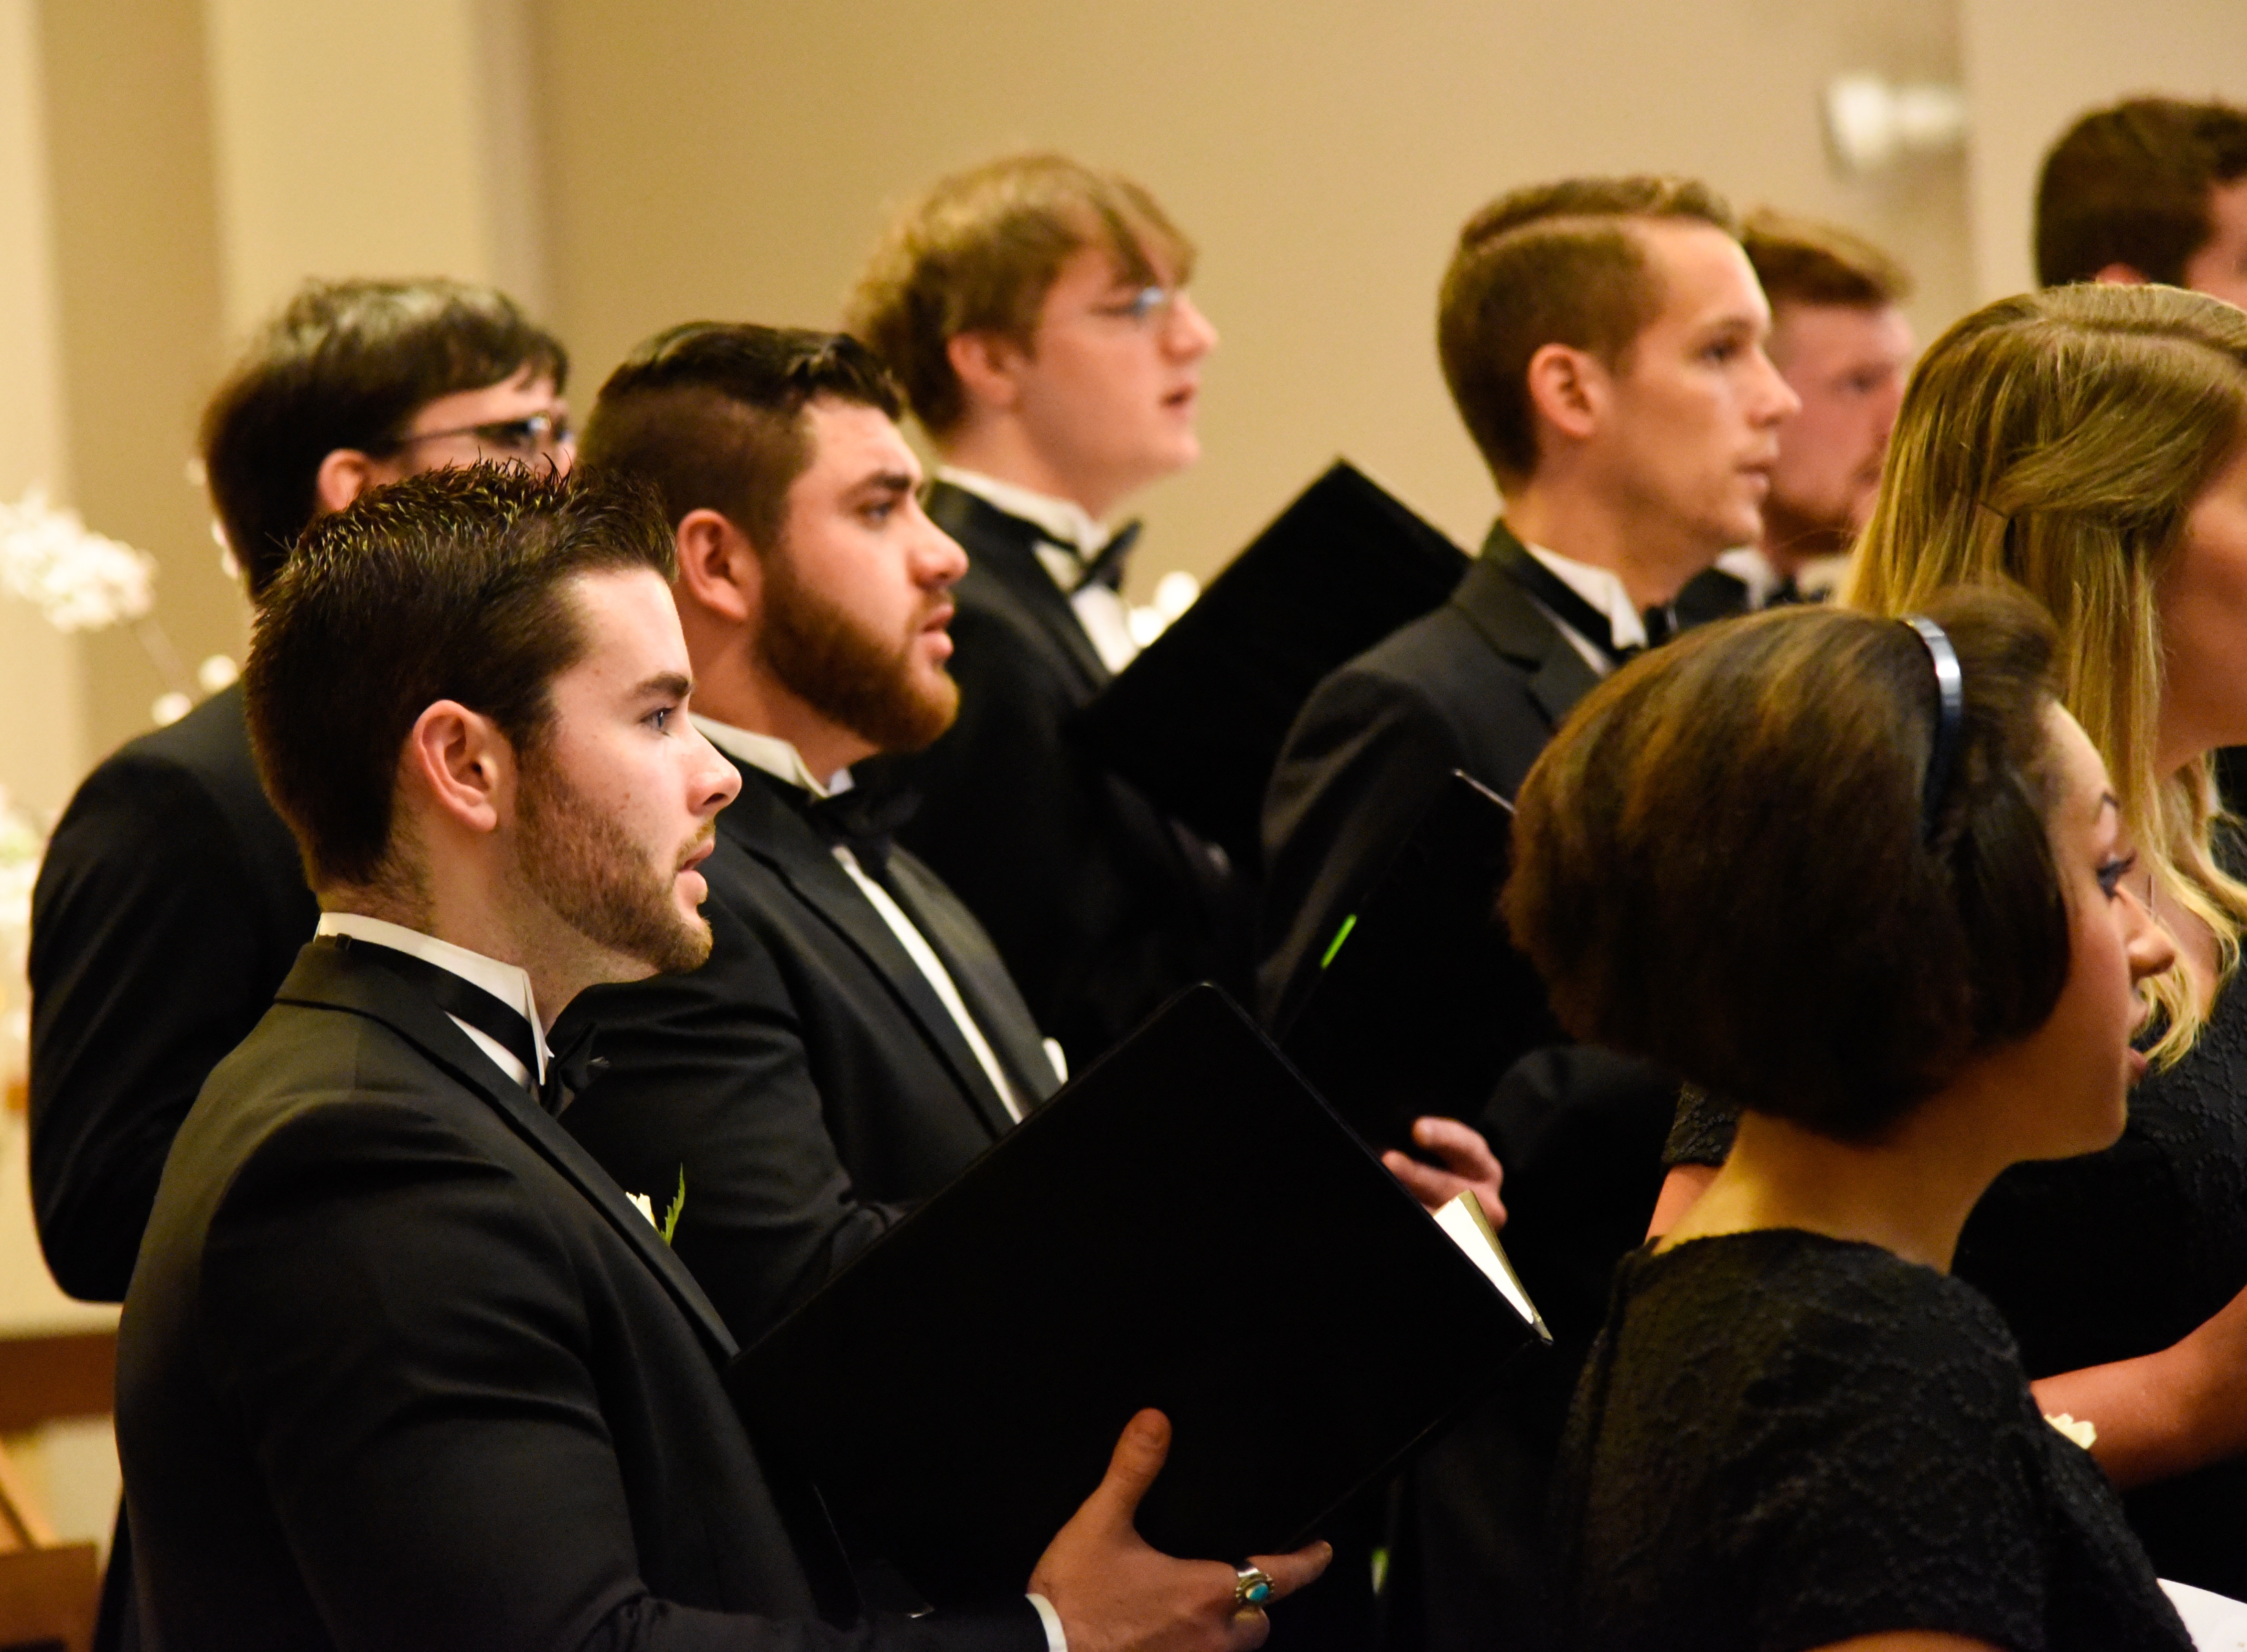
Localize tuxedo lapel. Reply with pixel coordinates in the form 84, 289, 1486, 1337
721, 776, 1021, 1135
1451, 523, 1603, 731
926, 480, 1111, 693
277, 938, 740, 1361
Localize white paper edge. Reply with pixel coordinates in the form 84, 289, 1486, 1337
1433, 1194, 1538, 1326
2163, 1578, 2247, 1650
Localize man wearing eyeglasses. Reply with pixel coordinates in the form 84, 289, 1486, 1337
846, 154, 1242, 1069
31, 278, 574, 1305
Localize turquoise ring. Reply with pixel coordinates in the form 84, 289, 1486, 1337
1234, 1565, 1274, 1608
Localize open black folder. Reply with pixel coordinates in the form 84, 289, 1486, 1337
728, 984, 1546, 1606
1067, 461, 1470, 873
1279, 772, 1566, 1153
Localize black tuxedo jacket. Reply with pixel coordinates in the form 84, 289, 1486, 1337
861, 482, 1242, 1063
1256, 522, 1683, 1651
1257, 521, 1599, 1032
117, 937, 1046, 1652
558, 762, 1059, 1348
28, 682, 319, 1301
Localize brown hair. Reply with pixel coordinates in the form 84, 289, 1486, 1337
1741, 208, 1912, 310
1438, 176, 1737, 486
245, 464, 674, 892
2036, 97, 2247, 288
846, 152, 1194, 438
1506, 588, 2066, 1139
580, 324, 901, 553
200, 278, 568, 600
1847, 283, 2247, 1063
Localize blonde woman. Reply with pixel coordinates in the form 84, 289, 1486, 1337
1656, 281, 2247, 1596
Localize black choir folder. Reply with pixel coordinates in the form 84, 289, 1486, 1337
728, 985, 1546, 1606
1279, 772, 1565, 1154
1068, 460, 1470, 873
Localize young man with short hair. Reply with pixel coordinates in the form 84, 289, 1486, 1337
1259, 177, 1797, 1652
1676, 210, 1915, 621
117, 462, 1324, 1652
846, 154, 1237, 1064
2037, 96, 2247, 308
32, 275, 572, 1302
556, 324, 1067, 1347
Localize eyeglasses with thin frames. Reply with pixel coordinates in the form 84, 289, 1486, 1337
388, 409, 574, 459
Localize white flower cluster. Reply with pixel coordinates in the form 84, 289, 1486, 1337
0, 487, 157, 632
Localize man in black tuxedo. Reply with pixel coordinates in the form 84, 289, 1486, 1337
118, 462, 1325, 1652
555, 324, 1065, 1346
1257, 179, 1798, 1651
28, 276, 574, 1304
845, 154, 1240, 1063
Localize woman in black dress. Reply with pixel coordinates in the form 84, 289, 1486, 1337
1511, 588, 2186, 1650
1655, 284, 2247, 1594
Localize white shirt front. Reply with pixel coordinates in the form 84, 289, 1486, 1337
1521, 539, 1647, 676
314, 911, 548, 1088
692, 714, 1025, 1122
938, 466, 1140, 674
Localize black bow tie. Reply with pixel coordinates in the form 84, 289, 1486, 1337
801, 784, 921, 879
338, 934, 600, 1114
1495, 537, 1674, 666
1062, 521, 1142, 594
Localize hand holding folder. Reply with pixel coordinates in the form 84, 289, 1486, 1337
729, 986, 1547, 1608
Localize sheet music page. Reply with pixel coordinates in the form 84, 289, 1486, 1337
2164, 1579, 2247, 1650
1433, 1192, 1540, 1327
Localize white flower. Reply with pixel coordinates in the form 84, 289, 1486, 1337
0, 487, 157, 632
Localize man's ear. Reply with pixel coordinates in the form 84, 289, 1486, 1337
2093, 262, 2152, 286
1523, 342, 1606, 446
945, 330, 1026, 414
674, 509, 762, 626
400, 699, 512, 839
314, 448, 381, 516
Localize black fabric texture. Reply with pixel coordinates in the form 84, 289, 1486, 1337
1551, 1230, 2192, 1652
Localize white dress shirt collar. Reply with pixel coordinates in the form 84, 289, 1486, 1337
315, 911, 548, 1086
1715, 545, 1785, 610
1521, 539, 1646, 673
692, 716, 853, 800
938, 465, 1114, 560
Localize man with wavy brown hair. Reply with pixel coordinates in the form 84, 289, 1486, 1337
846, 154, 1237, 1068
2038, 96, 2247, 308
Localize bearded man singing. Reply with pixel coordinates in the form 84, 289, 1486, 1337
548, 326, 1082, 1352
116, 462, 1325, 1652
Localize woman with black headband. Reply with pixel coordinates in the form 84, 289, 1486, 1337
1511, 588, 2185, 1649
1655, 282, 2247, 1596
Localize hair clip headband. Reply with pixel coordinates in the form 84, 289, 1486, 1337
1903, 615, 1964, 843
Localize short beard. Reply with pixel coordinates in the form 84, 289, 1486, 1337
759, 541, 958, 755
514, 747, 713, 976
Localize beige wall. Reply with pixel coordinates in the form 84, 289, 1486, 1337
0, 0, 80, 819
1961, 0, 2247, 299
537, 0, 1971, 583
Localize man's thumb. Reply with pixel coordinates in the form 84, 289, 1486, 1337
1091, 1408, 1171, 1522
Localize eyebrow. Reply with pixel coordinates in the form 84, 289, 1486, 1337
848, 469, 917, 499
632, 671, 692, 701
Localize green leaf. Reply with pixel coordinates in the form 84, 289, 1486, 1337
660, 1167, 685, 1246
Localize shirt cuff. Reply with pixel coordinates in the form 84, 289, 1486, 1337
1026, 1592, 1067, 1652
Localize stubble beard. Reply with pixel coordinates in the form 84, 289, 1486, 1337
514, 747, 713, 976
759, 543, 959, 755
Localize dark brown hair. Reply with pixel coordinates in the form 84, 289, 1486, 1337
1741, 207, 1912, 310
2036, 97, 2247, 288
1438, 176, 1737, 486
201, 278, 568, 601
580, 324, 901, 553
245, 464, 674, 891
846, 152, 1194, 438
1504, 586, 2067, 1139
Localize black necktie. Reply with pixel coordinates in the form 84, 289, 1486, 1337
1494, 537, 1671, 667
800, 784, 921, 880
339, 934, 599, 1114
1066, 521, 1141, 594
